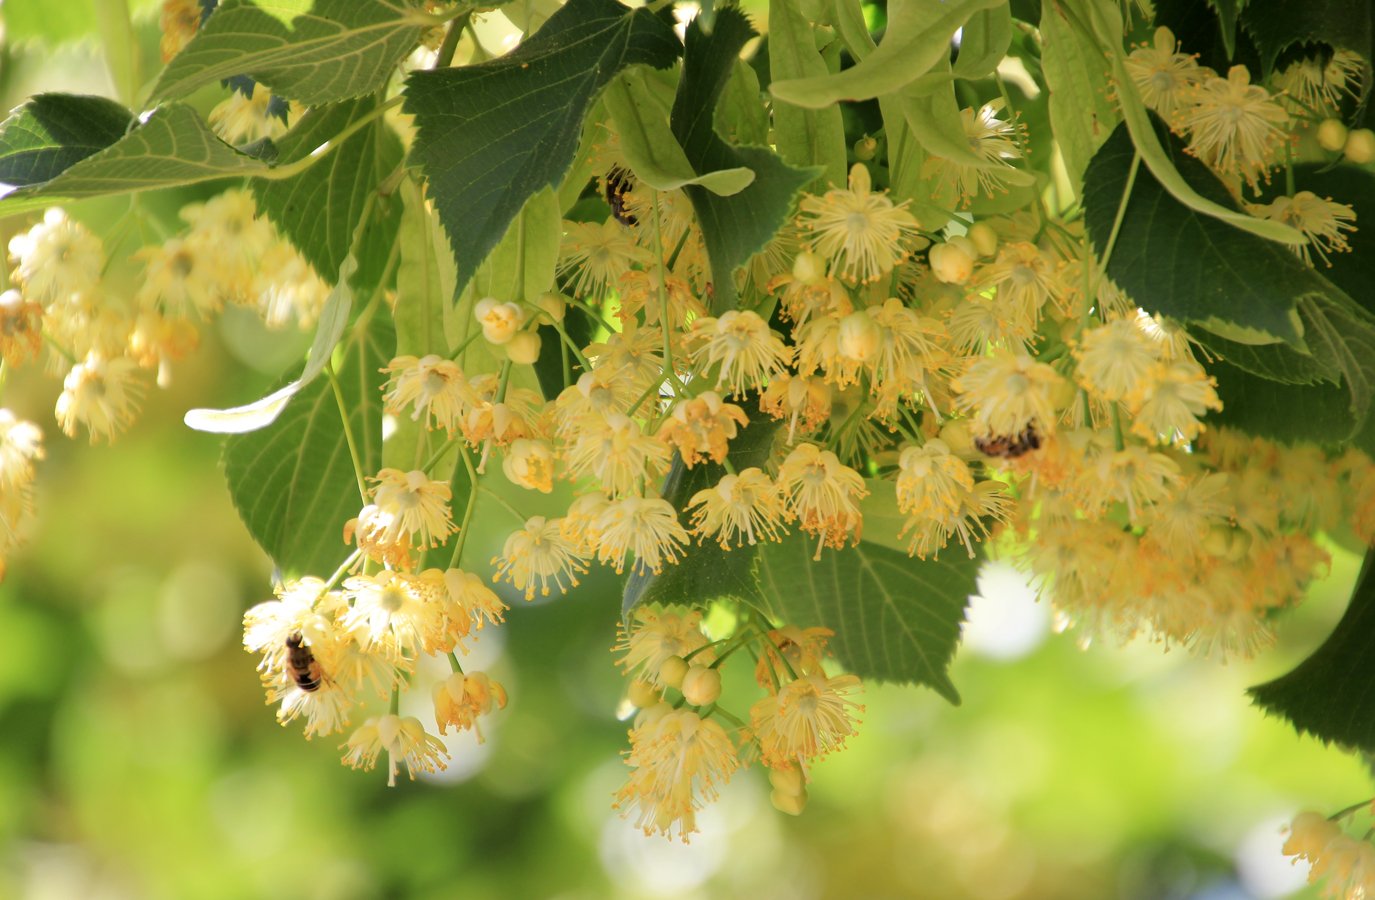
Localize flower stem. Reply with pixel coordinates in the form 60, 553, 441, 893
447, 444, 482, 569
326, 360, 370, 504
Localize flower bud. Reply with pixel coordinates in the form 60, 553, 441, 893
502, 438, 554, 493
376, 713, 403, 750
938, 419, 976, 459
1317, 118, 1349, 152
967, 222, 999, 258
680, 665, 722, 706
534, 291, 566, 323
771, 787, 808, 815
1345, 128, 1375, 164
506, 330, 542, 364
627, 678, 660, 709
475, 298, 523, 345
837, 310, 881, 363
792, 250, 826, 285
929, 239, 976, 284
853, 134, 878, 161
633, 699, 673, 729
768, 766, 806, 796
658, 654, 689, 689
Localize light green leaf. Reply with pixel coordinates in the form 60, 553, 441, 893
221, 312, 392, 577
1076, 0, 1304, 246
250, 94, 404, 289
0, 104, 267, 211
184, 256, 358, 434
1039, 0, 1118, 195
768, 0, 848, 190
404, 0, 680, 295
670, 8, 815, 311
830, 0, 877, 59
394, 177, 450, 359
603, 70, 755, 196
0, 94, 134, 189
769, 0, 1002, 109
757, 534, 977, 703
473, 187, 563, 305
951, 4, 1012, 79
714, 59, 769, 148
151, 0, 427, 106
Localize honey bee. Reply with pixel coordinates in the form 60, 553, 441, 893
285, 632, 324, 693
604, 166, 638, 227
974, 424, 1041, 459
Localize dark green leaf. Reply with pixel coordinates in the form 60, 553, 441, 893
1206, 0, 1242, 59
251, 94, 403, 289
222, 315, 393, 576
0, 94, 133, 188
1208, 357, 1355, 446
152, 0, 426, 106
622, 407, 779, 615
767, 0, 848, 191
1082, 117, 1334, 344
1251, 553, 1375, 752
404, 0, 680, 296
757, 534, 976, 704
1240, 0, 1372, 75
0, 104, 267, 211
670, 8, 815, 311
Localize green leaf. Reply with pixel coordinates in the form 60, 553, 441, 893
221, 313, 393, 577
151, 0, 427, 106
251, 94, 404, 289
1039, 0, 1118, 195
767, 0, 848, 191
0, 94, 133, 188
1240, 0, 1372, 75
1206, 0, 1243, 58
603, 69, 755, 196
1081, 117, 1332, 344
757, 534, 976, 704
897, 73, 1036, 191
670, 8, 815, 311
0, 104, 268, 211
768, 0, 1002, 108
393, 177, 451, 359
1074, 0, 1304, 247
1207, 354, 1354, 447
715, 60, 770, 149
952, 4, 1013, 80
622, 407, 779, 615
1251, 553, 1375, 752
404, 0, 680, 296
472, 188, 563, 305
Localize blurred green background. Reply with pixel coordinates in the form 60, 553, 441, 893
1, 2, 1372, 898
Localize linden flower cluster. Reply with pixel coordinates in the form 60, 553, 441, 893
0, 410, 44, 580
1283, 803, 1375, 898
613, 606, 862, 840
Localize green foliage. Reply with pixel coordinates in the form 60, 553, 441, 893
757, 534, 976, 704
0, 94, 133, 188
404, 0, 680, 296
250, 95, 404, 289
670, 8, 814, 311
221, 314, 393, 576
151, 0, 427, 106
0, 103, 267, 213
1205, 0, 1243, 58
622, 409, 778, 615
952, 4, 1013, 80
1251, 554, 1375, 752
1083, 118, 1322, 344
1240, 0, 1372, 76
766, 0, 847, 191
1039, 1, 1117, 195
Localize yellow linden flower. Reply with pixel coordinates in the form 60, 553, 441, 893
945, 292, 1038, 353
615, 708, 740, 842
8, 208, 104, 307
253, 240, 332, 329
340, 571, 446, 659
656, 391, 748, 467
502, 438, 556, 493
952, 352, 1064, 439
55, 352, 146, 443
687, 468, 790, 548
1127, 359, 1222, 443
976, 241, 1064, 321
777, 442, 868, 558
492, 515, 590, 600
364, 468, 455, 550
896, 440, 974, 519
1180, 66, 1288, 190
0, 409, 43, 492
564, 411, 671, 498
1145, 472, 1232, 553
422, 568, 508, 636
753, 625, 834, 690
751, 672, 864, 769
554, 368, 639, 438
901, 479, 1012, 559
767, 251, 853, 326
159, 0, 201, 62
558, 218, 649, 299
1124, 26, 1203, 120
617, 267, 706, 328
584, 325, 663, 389
1285, 812, 1375, 898
759, 374, 832, 444
689, 310, 791, 397
797, 163, 921, 283
432, 671, 508, 741
922, 100, 1024, 200
615, 606, 714, 687
180, 189, 275, 297
341, 714, 449, 787
382, 354, 471, 434
561, 492, 612, 556
273, 673, 353, 740
209, 83, 295, 145
1074, 317, 1162, 401
1252, 190, 1356, 267
0, 289, 43, 367
1084, 445, 1182, 523
593, 496, 690, 575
